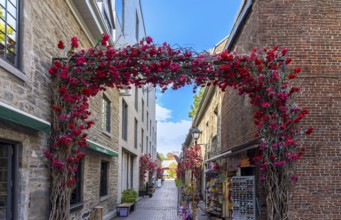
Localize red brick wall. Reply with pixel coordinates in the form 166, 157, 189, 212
221, 0, 341, 219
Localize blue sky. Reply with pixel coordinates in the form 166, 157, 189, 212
141, 0, 242, 155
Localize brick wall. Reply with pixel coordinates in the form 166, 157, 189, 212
221, 0, 341, 219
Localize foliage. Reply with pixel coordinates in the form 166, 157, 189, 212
188, 86, 205, 118
139, 154, 157, 189
121, 189, 137, 203
156, 166, 163, 179
47, 34, 311, 220
167, 169, 177, 179
175, 179, 185, 187
158, 153, 166, 161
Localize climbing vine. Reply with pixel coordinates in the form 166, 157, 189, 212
47, 34, 311, 220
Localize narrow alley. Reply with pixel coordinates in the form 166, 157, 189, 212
114, 180, 178, 219
114, 180, 208, 220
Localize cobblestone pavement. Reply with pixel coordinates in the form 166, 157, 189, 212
114, 179, 210, 220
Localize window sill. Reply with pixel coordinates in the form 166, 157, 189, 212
99, 195, 111, 202
70, 203, 84, 212
0, 59, 27, 82
102, 130, 112, 138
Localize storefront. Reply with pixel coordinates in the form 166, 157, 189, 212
204, 139, 263, 220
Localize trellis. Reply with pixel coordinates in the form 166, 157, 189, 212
47, 35, 311, 220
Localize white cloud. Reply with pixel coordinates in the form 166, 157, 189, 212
156, 103, 172, 122
157, 120, 192, 155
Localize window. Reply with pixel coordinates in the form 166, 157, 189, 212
134, 86, 138, 111
115, 0, 124, 27
0, 142, 18, 220
146, 136, 148, 153
149, 141, 151, 156
0, 0, 19, 66
149, 120, 151, 135
146, 90, 149, 106
135, 10, 139, 41
141, 99, 144, 122
122, 99, 128, 141
97, 0, 113, 32
141, 129, 144, 153
70, 162, 82, 206
146, 112, 149, 131
100, 161, 108, 197
134, 118, 138, 149
101, 95, 111, 133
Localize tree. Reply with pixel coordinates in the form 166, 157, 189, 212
158, 153, 166, 161
188, 87, 205, 118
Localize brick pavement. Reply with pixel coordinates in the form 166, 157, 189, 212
114, 179, 210, 220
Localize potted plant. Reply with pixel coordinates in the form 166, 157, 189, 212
121, 189, 137, 204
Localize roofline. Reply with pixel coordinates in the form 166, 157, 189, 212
139, 0, 147, 37
225, 0, 253, 50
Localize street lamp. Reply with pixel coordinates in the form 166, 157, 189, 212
192, 127, 201, 145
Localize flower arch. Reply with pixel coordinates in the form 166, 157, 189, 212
47, 34, 311, 220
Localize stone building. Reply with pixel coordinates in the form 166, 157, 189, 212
113, 0, 158, 200
219, 0, 341, 219
182, 37, 226, 216
0, 0, 145, 219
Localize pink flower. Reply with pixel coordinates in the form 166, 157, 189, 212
262, 102, 271, 108
291, 175, 298, 182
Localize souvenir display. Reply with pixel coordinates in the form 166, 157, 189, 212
232, 176, 256, 220
205, 162, 225, 217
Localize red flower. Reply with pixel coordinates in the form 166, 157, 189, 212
102, 33, 110, 41
71, 36, 79, 48
145, 36, 153, 44
81, 88, 92, 97
58, 40, 65, 49
281, 47, 288, 56
305, 127, 314, 135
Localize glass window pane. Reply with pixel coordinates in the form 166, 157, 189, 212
0, 4, 5, 20
6, 49, 15, 64
0, 159, 6, 169
0, 21, 5, 45
7, 35, 15, 53
0, 207, 6, 219
9, 0, 15, 7
0, 195, 6, 207
0, 43, 5, 58
0, 170, 6, 182
7, 13, 16, 31
7, 0, 16, 18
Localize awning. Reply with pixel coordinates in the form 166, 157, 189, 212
204, 138, 260, 163
86, 139, 118, 157
0, 101, 50, 133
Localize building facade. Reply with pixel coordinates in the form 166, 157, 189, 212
220, 0, 341, 219
0, 0, 146, 219
114, 0, 158, 201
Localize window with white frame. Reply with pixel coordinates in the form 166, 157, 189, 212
134, 118, 138, 149
122, 99, 128, 141
102, 95, 111, 133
